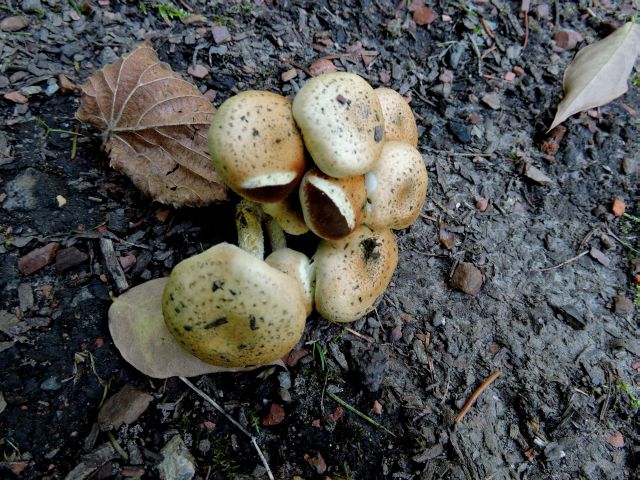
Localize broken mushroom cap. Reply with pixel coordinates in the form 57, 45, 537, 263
374, 88, 418, 148
314, 225, 398, 323
265, 248, 316, 316
292, 72, 385, 178
299, 167, 367, 240
364, 141, 429, 230
261, 194, 309, 236
208, 91, 306, 203
162, 243, 307, 368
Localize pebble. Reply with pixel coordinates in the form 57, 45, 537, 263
308, 58, 337, 77
55, 246, 89, 272
4, 91, 29, 104
481, 92, 501, 110
413, 7, 437, 25
281, 68, 297, 82
187, 64, 208, 79
211, 25, 231, 44
277, 371, 292, 389
589, 247, 610, 267
621, 157, 638, 175
98, 384, 154, 430
157, 436, 196, 480
448, 42, 466, 68
20, 85, 42, 97
450, 262, 483, 296
21, 0, 42, 12
432, 312, 446, 327
554, 30, 583, 50
262, 403, 285, 426
198, 439, 210, 455
40, 376, 62, 391
304, 453, 327, 474
613, 295, 633, 314
524, 164, 553, 184
447, 120, 471, 143
0, 16, 30, 32
45, 82, 59, 96
18, 283, 34, 312
18, 243, 61, 275
278, 388, 292, 403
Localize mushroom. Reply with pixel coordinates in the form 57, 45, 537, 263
299, 167, 367, 240
261, 194, 309, 236
208, 90, 306, 203
292, 72, 385, 178
374, 88, 418, 147
364, 141, 429, 230
314, 225, 398, 323
265, 248, 316, 315
162, 243, 307, 367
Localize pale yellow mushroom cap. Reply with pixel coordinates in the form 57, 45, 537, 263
162, 243, 307, 367
208, 91, 306, 202
299, 167, 366, 240
364, 141, 428, 230
265, 248, 316, 316
314, 226, 398, 323
292, 72, 385, 178
374, 88, 418, 148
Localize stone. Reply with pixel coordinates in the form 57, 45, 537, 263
0, 16, 30, 32
304, 453, 327, 474
3, 91, 28, 104
187, 64, 208, 79
262, 403, 285, 426
621, 157, 638, 175
21, 0, 43, 12
18, 243, 60, 275
281, 68, 297, 82
157, 436, 196, 480
554, 30, 583, 50
211, 25, 231, 44
450, 262, 483, 295
20, 85, 42, 96
55, 247, 89, 272
98, 384, 154, 430
308, 58, 337, 77
3, 168, 47, 211
40, 376, 62, 391
482, 92, 501, 110
18, 283, 34, 312
413, 6, 437, 25
447, 120, 471, 143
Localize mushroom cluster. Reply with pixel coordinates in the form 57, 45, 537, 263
162, 72, 428, 368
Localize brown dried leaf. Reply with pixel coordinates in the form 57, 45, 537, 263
77, 44, 227, 207
549, 23, 640, 131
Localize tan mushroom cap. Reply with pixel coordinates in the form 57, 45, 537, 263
265, 248, 316, 316
364, 141, 428, 230
314, 226, 398, 323
208, 91, 306, 202
162, 243, 307, 368
299, 167, 366, 240
374, 88, 418, 148
292, 72, 385, 178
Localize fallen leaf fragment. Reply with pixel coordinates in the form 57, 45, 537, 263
589, 247, 610, 267
212, 25, 231, 44
98, 384, 154, 430
76, 44, 227, 207
481, 92, 501, 110
549, 22, 640, 131
606, 431, 624, 448
524, 164, 553, 184
187, 64, 209, 79
308, 58, 337, 77
58, 74, 80, 94
554, 30, 583, 50
413, 7, 437, 25
611, 198, 625, 216
304, 453, 327, 474
262, 403, 286, 426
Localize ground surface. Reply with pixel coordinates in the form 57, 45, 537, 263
1, 1, 639, 479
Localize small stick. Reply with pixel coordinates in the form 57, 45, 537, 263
99, 238, 129, 293
537, 251, 588, 272
179, 377, 275, 480
455, 371, 501, 424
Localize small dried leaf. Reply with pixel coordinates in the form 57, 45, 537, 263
108, 278, 276, 378
77, 44, 227, 207
549, 23, 640, 131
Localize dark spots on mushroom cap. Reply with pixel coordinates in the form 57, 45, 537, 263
360, 237, 381, 262
374, 125, 384, 143
184, 325, 193, 331
252, 128, 260, 137
249, 315, 259, 331
204, 317, 228, 329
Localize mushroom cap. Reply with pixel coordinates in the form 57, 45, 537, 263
265, 248, 316, 316
374, 88, 418, 148
299, 167, 366, 240
314, 226, 398, 323
162, 243, 307, 367
364, 141, 428, 230
292, 72, 385, 178
208, 91, 306, 202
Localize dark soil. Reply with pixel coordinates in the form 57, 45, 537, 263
1, 1, 639, 479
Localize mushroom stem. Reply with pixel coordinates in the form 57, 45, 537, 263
236, 199, 265, 259
266, 217, 287, 252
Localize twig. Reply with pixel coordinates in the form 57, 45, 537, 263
537, 251, 588, 272
606, 229, 640, 254
179, 377, 275, 480
107, 431, 128, 460
99, 238, 129, 293
468, 34, 483, 76
339, 325, 374, 342
455, 371, 502, 424
424, 147, 494, 158
70, 123, 79, 160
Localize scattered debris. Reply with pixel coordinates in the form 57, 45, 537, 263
455, 371, 502, 423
